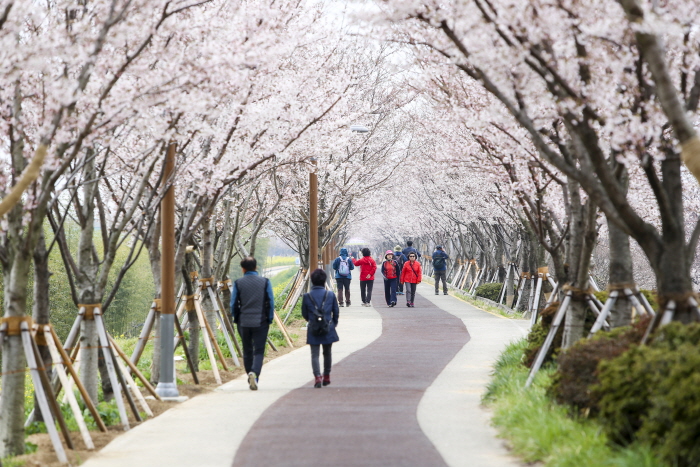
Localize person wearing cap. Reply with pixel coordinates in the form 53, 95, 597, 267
432, 245, 450, 295
393, 245, 407, 295
381, 250, 400, 307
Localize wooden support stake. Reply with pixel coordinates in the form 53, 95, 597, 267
49, 327, 107, 432
526, 291, 572, 388
20, 323, 69, 463
44, 326, 95, 450
193, 298, 222, 384
213, 290, 242, 359
114, 352, 153, 417
266, 337, 278, 352
173, 316, 199, 384
93, 310, 130, 430
273, 311, 294, 348
109, 335, 161, 400
130, 304, 156, 367
203, 282, 241, 366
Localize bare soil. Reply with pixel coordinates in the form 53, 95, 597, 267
11, 321, 307, 466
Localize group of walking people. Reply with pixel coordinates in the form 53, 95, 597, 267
229, 242, 450, 391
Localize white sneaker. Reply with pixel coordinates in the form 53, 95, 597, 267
248, 371, 258, 391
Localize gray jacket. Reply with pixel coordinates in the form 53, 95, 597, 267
231, 272, 275, 327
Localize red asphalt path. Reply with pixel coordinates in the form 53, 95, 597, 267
233, 281, 469, 467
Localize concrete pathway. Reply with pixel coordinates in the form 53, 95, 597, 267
82, 279, 528, 467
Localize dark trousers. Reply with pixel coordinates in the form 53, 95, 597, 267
310, 343, 333, 376
336, 278, 351, 304
397, 272, 404, 293
360, 280, 374, 304
237, 323, 269, 377
405, 282, 417, 304
384, 278, 398, 305
434, 270, 448, 293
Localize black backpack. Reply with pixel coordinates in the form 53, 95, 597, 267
433, 254, 446, 269
307, 291, 330, 337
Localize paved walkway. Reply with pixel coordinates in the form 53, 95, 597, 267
82, 280, 528, 467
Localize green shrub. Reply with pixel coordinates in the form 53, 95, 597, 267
549, 317, 649, 415
594, 323, 700, 466
474, 282, 503, 301
523, 302, 563, 368
483, 339, 666, 467
593, 290, 658, 312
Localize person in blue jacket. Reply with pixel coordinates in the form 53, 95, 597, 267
402, 240, 421, 260
301, 269, 340, 388
432, 245, 450, 295
231, 256, 275, 391
332, 247, 355, 307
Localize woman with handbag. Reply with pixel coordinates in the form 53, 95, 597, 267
399, 252, 422, 307
301, 268, 340, 388
381, 250, 400, 307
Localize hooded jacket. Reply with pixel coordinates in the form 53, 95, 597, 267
353, 255, 377, 281
332, 248, 355, 279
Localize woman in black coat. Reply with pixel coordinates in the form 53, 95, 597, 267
301, 268, 340, 388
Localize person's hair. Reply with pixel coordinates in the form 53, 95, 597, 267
407, 240, 413, 246
310, 268, 327, 286
361, 247, 371, 257
240, 256, 257, 271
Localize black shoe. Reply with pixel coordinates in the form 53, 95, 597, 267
407, 303, 411, 307
347, 301, 351, 307
444, 292, 448, 295
338, 302, 344, 307
435, 292, 439, 295
390, 302, 396, 307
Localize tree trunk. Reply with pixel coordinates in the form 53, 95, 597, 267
201, 216, 218, 335
32, 231, 52, 423
607, 220, 634, 327
0, 251, 31, 457
184, 252, 200, 372
563, 185, 598, 348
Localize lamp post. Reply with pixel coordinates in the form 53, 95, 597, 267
156, 142, 179, 398
309, 157, 318, 283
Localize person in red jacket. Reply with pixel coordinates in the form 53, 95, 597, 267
353, 247, 377, 307
400, 252, 422, 307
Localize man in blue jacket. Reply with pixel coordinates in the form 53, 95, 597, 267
432, 245, 450, 295
402, 240, 421, 260
231, 256, 275, 390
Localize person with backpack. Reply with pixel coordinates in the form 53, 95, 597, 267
381, 250, 400, 307
332, 247, 355, 307
394, 245, 406, 295
231, 256, 275, 390
353, 247, 377, 307
400, 252, 422, 307
301, 268, 340, 388
432, 245, 450, 295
